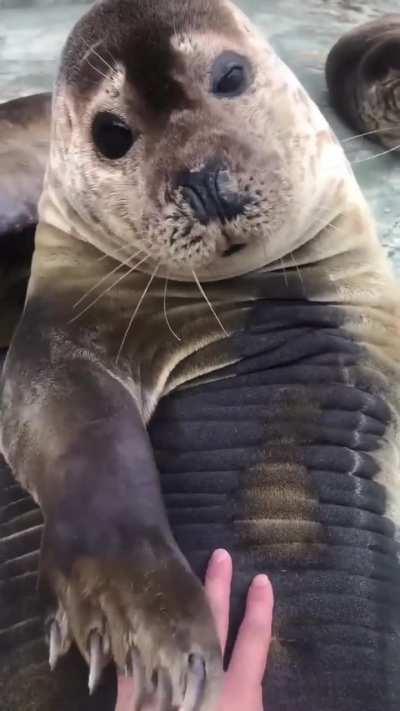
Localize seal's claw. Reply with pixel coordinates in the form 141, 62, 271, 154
181, 654, 206, 711
88, 630, 109, 695
48, 619, 61, 671
136, 653, 208, 711
42, 554, 222, 709
46, 609, 72, 670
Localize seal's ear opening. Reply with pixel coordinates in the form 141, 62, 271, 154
0, 92, 51, 347
363, 37, 400, 81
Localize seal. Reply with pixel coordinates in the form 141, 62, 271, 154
326, 14, 400, 150
0, 92, 51, 347
2, 1, 400, 710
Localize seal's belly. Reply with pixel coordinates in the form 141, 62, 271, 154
1, 300, 400, 711
151, 300, 400, 711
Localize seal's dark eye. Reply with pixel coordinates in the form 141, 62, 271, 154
216, 66, 244, 95
92, 112, 137, 159
211, 51, 250, 98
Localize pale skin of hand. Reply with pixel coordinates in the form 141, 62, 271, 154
116, 549, 274, 711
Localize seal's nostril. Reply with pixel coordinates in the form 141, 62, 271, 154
175, 162, 246, 225
215, 167, 231, 200
181, 186, 210, 225
215, 168, 247, 221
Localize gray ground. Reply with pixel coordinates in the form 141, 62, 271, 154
1, 0, 400, 267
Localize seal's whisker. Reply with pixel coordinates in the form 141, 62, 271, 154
81, 38, 117, 77
352, 142, 400, 164
192, 270, 228, 337
290, 251, 305, 292
164, 278, 182, 342
116, 262, 161, 363
280, 259, 289, 289
89, 47, 116, 76
73, 262, 124, 310
342, 126, 398, 143
95, 242, 139, 263
296, 200, 356, 240
287, 197, 346, 236
313, 218, 350, 240
73, 248, 145, 310
102, 46, 118, 67
83, 56, 110, 82
70, 254, 150, 323
286, 193, 330, 217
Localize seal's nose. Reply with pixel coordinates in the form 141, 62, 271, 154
176, 161, 246, 225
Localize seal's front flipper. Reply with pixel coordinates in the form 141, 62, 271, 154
34, 407, 221, 709
0, 92, 51, 346
0, 441, 117, 711
1, 315, 222, 711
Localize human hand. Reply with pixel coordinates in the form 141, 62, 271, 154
115, 549, 274, 710
204, 549, 273, 711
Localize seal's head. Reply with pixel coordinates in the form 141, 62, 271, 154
41, 0, 358, 283
326, 15, 400, 151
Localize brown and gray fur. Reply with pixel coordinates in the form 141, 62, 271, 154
0, 93, 51, 348
2, 1, 400, 710
326, 14, 400, 150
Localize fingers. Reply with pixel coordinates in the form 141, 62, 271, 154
115, 558, 273, 711
204, 549, 233, 653
115, 549, 232, 711
227, 574, 274, 688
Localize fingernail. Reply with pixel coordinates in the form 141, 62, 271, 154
211, 549, 230, 565
252, 574, 271, 589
